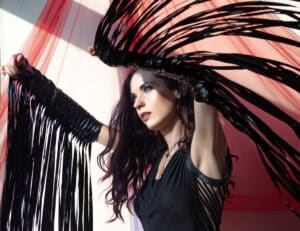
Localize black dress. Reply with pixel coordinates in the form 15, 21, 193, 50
134, 149, 232, 231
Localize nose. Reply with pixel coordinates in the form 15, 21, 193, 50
133, 95, 145, 110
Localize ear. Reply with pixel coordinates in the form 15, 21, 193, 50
174, 89, 181, 100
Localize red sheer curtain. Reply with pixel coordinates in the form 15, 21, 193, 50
0, 0, 73, 204
1, 0, 299, 230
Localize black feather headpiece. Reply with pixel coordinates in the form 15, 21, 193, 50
1, 1, 299, 230
92, 0, 300, 213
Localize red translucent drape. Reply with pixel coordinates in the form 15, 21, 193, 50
0, 0, 73, 201
0, 1, 129, 230
1, 0, 299, 230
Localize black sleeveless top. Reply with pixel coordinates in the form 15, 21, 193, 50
134, 149, 232, 231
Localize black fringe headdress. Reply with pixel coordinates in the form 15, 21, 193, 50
92, 0, 300, 214
1, 0, 299, 230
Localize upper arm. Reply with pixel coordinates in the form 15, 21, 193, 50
190, 101, 228, 180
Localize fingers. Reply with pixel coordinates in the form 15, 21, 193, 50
1, 64, 19, 77
0, 65, 11, 76
15, 53, 28, 66
0, 53, 27, 77
0, 66, 6, 74
16, 54, 29, 71
15, 53, 24, 62
11, 53, 26, 67
88, 46, 96, 56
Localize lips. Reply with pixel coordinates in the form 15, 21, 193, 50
140, 112, 151, 121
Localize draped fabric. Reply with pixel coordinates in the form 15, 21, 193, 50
0, 0, 300, 230
0, 1, 94, 230
0, 0, 73, 203
0, 0, 129, 230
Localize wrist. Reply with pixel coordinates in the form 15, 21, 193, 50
191, 80, 213, 104
15, 66, 102, 142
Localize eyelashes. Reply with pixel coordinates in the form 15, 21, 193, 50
130, 94, 136, 105
130, 83, 154, 105
142, 83, 153, 92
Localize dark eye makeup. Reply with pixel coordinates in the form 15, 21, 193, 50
142, 83, 154, 92
130, 94, 136, 104
130, 82, 155, 105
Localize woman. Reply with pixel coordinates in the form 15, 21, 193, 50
1, 53, 231, 230
1, 1, 299, 230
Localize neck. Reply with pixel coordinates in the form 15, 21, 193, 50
160, 117, 185, 153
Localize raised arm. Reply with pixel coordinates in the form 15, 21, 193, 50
1, 53, 115, 146
190, 81, 228, 180
191, 102, 227, 180
97, 124, 119, 147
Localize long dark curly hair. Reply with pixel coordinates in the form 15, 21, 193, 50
97, 69, 194, 221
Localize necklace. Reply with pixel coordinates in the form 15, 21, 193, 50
161, 152, 170, 173
165, 150, 171, 158
156, 144, 177, 180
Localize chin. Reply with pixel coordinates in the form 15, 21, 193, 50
145, 124, 157, 131
144, 120, 160, 131
146, 122, 166, 132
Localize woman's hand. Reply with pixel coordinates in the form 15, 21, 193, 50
192, 80, 213, 104
0, 53, 30, 78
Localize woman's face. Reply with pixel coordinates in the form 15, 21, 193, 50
130, 70, 179, 132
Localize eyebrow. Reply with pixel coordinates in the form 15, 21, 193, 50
131, 81, 154, 95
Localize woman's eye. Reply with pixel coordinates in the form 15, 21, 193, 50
143, 84, 153, 92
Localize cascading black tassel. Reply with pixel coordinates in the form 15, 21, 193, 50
0, 79, 94, 230
92, 0, 300, 215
